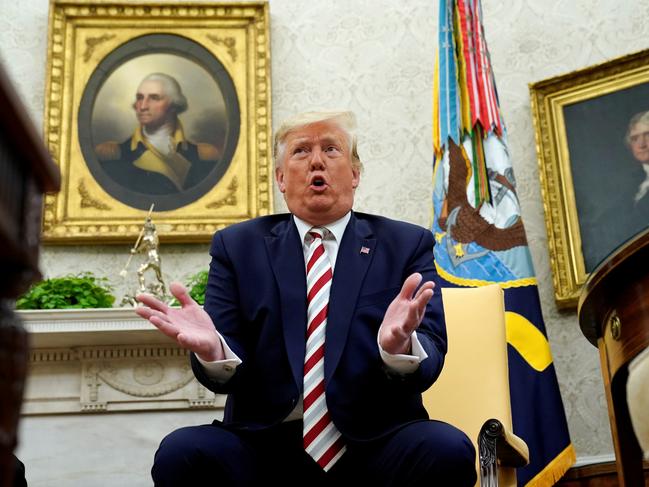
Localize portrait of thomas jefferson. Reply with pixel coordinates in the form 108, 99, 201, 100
559, 79, 649, 271
95, 72, 221, 195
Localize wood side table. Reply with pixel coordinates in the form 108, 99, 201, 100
578, 227, 649, 487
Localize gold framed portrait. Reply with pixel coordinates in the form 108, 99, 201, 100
43, 1, 272, 244
530, 49, 649, 308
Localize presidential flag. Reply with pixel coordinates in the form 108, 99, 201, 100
432, 1, 576, 484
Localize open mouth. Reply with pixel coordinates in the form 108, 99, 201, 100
310, 176, 327, 188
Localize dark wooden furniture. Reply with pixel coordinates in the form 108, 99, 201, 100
578, 226, 649, 487
0, 63, 60, 486
557, 460, 649, 486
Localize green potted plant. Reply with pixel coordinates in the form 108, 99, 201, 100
171, 269, 209, 306
16, 272, 116, 309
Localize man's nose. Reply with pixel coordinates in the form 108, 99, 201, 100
309, 148, 325, 168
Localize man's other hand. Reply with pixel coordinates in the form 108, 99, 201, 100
378, 273, 435, 355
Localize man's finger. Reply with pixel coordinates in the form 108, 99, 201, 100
414, 288, 434, 311
134, 305, 169, 323
413, 281, 435, 300
403, 288, 434, 333
170, 282, 195, 308
399, 273, 423, 299
134, 306, 154, 320
136, 293, 169, 313
148, 315, 179, 339
177, 332, 202, 351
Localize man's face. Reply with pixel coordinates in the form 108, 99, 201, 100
629, 121, 649, 164
134, 80, 174, 131
275, 121, 360, 226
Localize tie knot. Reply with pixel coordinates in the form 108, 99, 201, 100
308, 227, 326, 241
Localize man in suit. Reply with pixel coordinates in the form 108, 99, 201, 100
135, 110, 476, 486
95, 72, 219, 195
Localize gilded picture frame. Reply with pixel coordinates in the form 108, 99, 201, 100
530, 49, 649, 308
43, 1, 272, 244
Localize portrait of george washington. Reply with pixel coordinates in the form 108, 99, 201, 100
78, 35, 240, 212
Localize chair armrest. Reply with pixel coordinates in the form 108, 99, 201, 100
479, 419, 529, 486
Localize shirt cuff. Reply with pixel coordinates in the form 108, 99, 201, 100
378, 331, 428, 375
195, 332, 242, 383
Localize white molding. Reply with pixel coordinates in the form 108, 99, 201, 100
573, 454, 616, 467
18, 307, 225, 415
19, 307, 141, 322
18, 307, 169, 347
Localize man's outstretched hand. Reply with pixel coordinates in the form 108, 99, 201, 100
378, 273, 435, 355
135, 282, 224, 362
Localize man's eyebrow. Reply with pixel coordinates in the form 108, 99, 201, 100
288, 133, 343, 145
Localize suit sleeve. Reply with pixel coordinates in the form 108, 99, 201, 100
191, 230, 248, 394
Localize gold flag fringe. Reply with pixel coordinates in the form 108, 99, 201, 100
525, 444, 576, 487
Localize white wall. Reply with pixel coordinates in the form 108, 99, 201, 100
4, 0, 649, 470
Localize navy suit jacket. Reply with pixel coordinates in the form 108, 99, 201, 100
191, 211, 447, 441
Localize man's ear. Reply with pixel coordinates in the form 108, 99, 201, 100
351, 167, 360, 189
275, 167, 286, 193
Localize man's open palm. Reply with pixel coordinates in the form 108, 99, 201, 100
135, 282, 223, 362
379, 273, 435, 355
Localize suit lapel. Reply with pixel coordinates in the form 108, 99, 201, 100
265, 217, 307, 391
325, 213, 376, 383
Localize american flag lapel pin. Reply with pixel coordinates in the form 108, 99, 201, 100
360, 246, 370, 255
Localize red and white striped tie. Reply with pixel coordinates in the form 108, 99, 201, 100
303, 228, 346, 471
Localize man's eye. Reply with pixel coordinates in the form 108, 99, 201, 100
293, 147, 307, 154
325, 146, 340, 153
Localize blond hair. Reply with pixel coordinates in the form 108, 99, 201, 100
273, 110, 363, 171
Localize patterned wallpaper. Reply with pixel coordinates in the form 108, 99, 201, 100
3, 0, 649, 460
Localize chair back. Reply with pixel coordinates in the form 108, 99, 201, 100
422, 284, 516, 486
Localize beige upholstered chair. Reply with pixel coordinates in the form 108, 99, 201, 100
422, 284, 529, 487
627, 346, 649, 461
